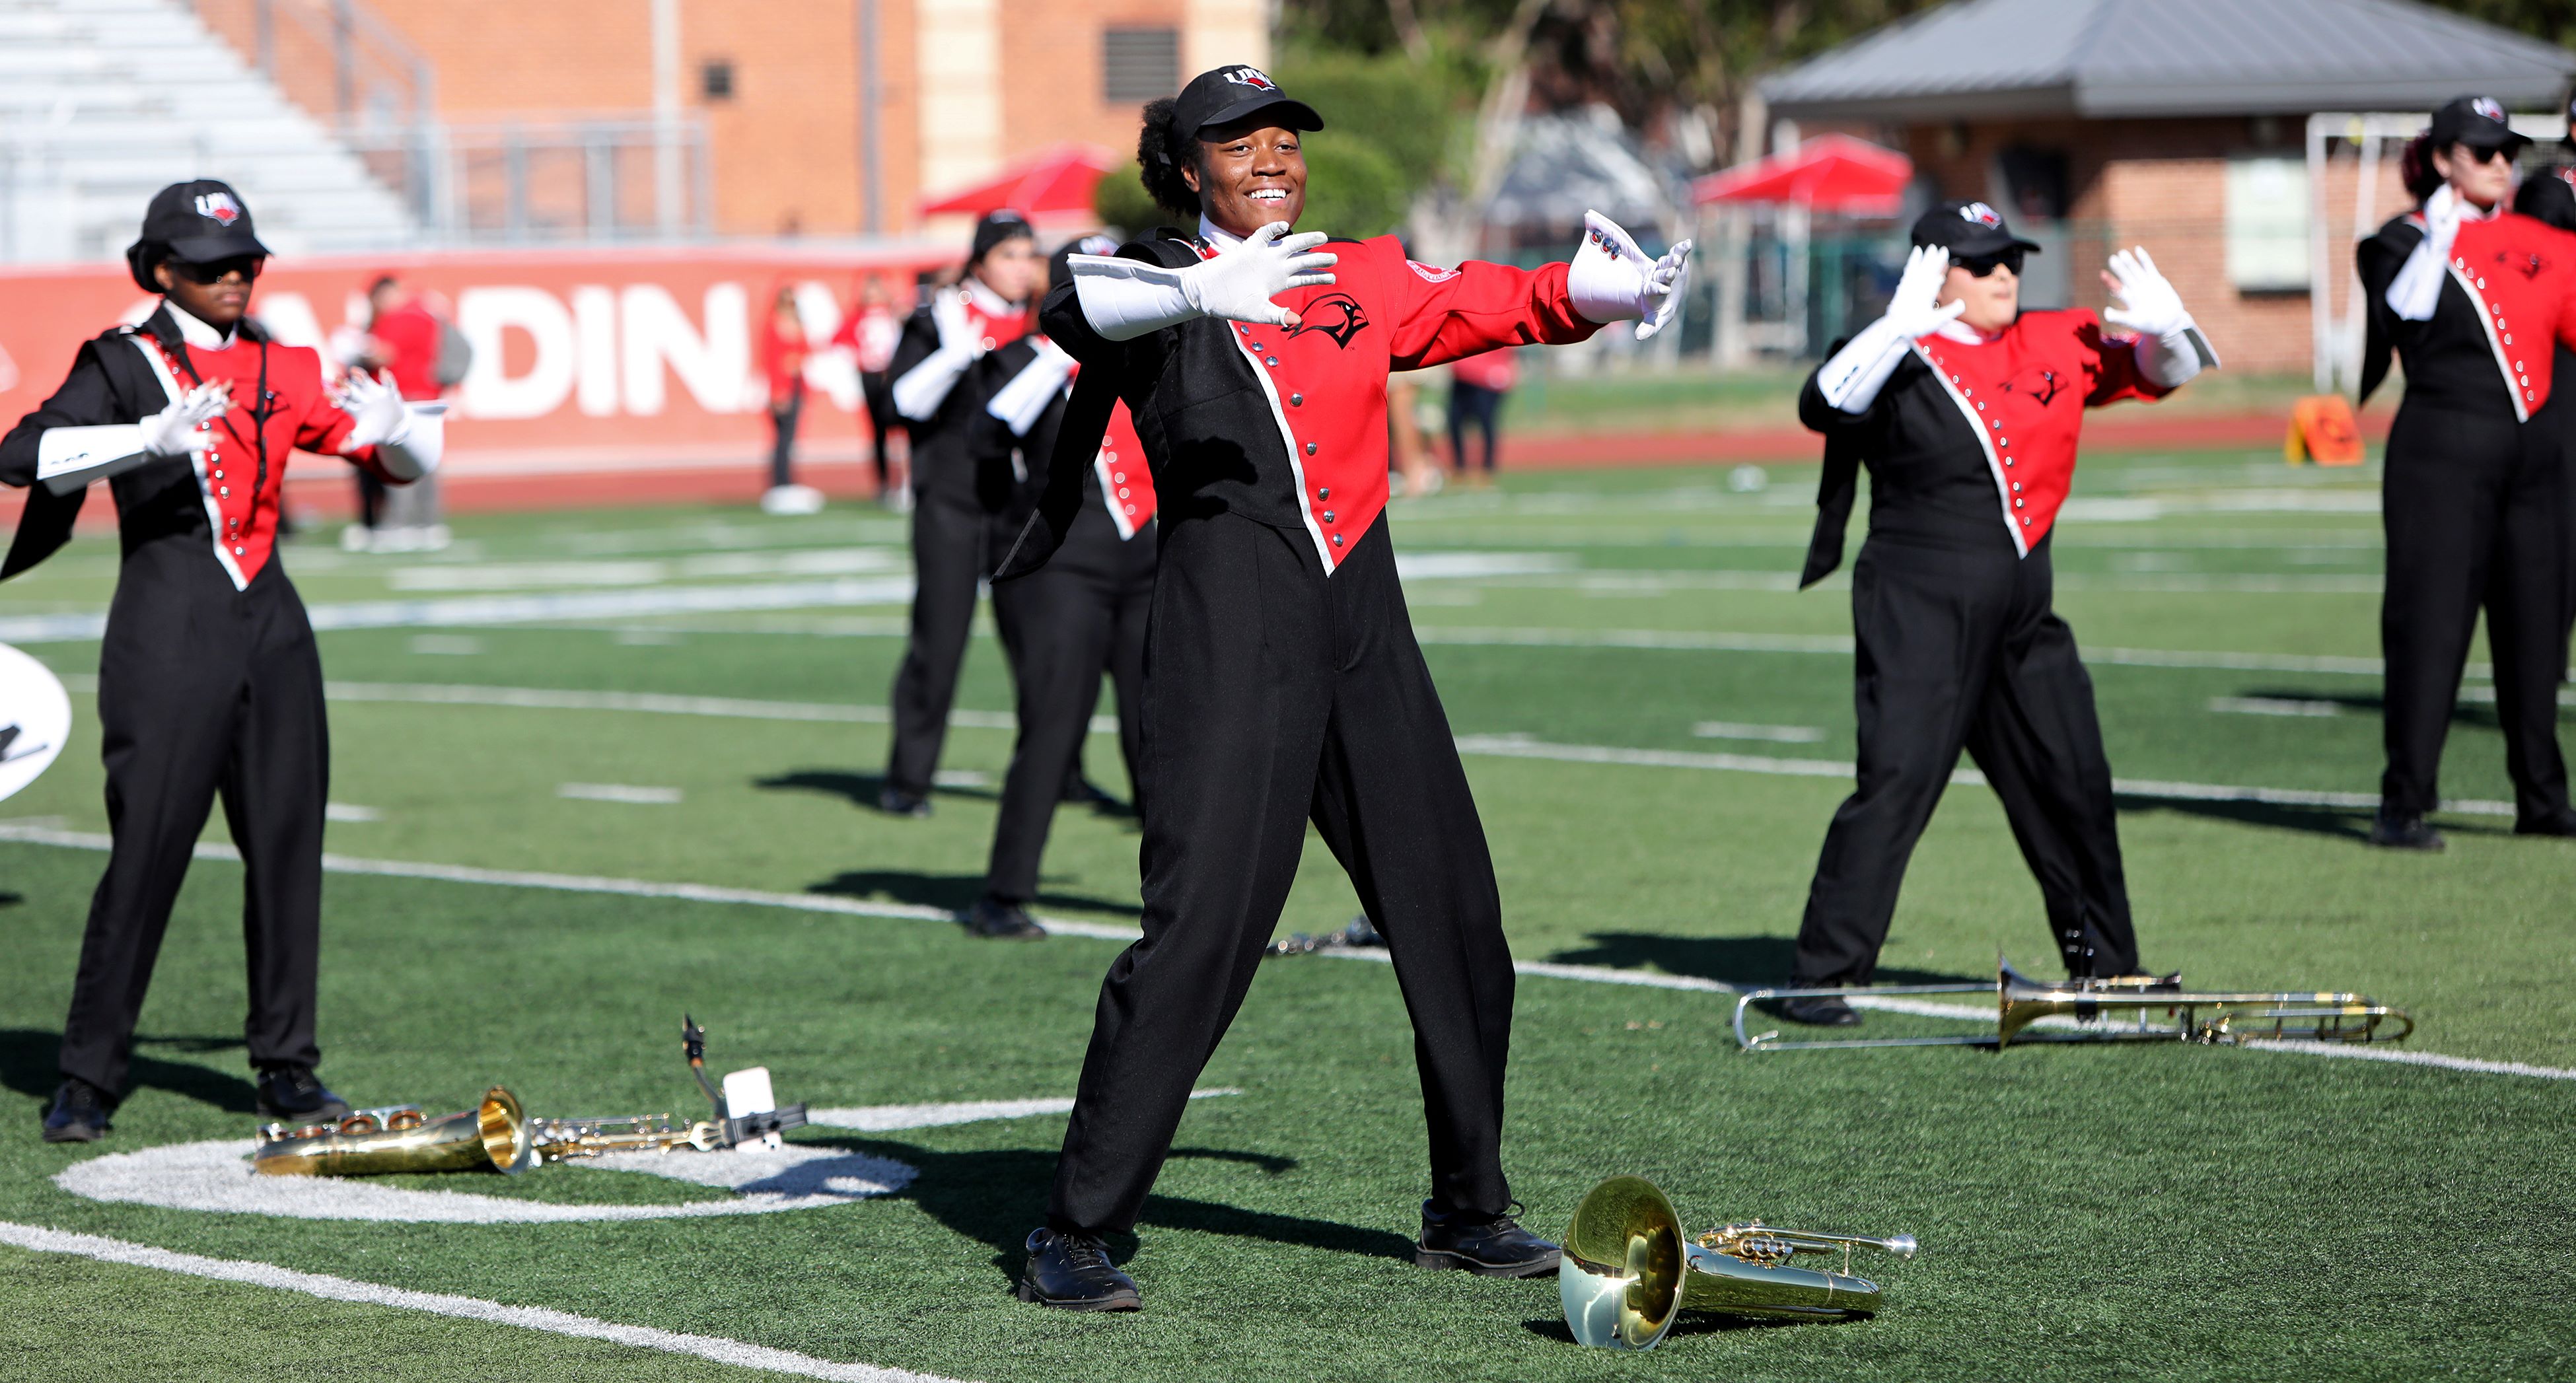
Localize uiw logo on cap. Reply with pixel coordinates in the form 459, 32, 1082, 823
2472, 96, 2507, 124
1959, 202, 2003, 227
1224, 67, 1279, 90
193, 191, 242, 225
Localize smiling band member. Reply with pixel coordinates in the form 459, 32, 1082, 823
1775, 201, 2218, 1028
0, 181, 441, 1141
994, 66, 1691, 1310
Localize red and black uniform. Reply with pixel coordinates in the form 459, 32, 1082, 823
1014, 230, 1597, 1236
977, 349, 1158, 907
2357, 210, 2576, 826
2512, 168, 2576, 672
0, 304, 402, 1096
1793, 310, 2163, 987
882, 286, 1029, 800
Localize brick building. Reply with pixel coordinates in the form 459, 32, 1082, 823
341, 0, 1268, 242
1761, 0, 2576, 376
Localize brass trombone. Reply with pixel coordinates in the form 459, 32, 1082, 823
1560, 1176, 1915, 1348
1733, 956, 2412, 1051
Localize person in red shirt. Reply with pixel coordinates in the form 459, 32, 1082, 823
1000, 66, 1690, 1310
0, 181, 440, 1143
341, 273, 452, 551
2357, 96, 2576, 848
1445, 345, 1518, 482
759, 283, 823, 515
1774, 200, 2217, 1028
832, 274, 908, 507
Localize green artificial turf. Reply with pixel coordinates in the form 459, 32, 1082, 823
0, 444, 2566, 1381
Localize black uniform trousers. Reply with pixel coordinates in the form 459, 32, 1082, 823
2379, 402, 2571, 822
1048, 511, 1517, 1236
2544, 343, 2576, 678
1793, 535, 2139, 987
59, 551, 328, 1093
885, 489, 1013, 796
984, 513, 1155, 904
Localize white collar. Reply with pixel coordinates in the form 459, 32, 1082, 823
164, 299, 236, 351
1198, 216, 1245, 253
960, 276, 1015, 315
1930, 318, 1993, 345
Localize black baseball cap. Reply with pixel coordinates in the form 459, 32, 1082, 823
2430, 95, 2528, 157
1910, 200, 2042, 258
127, 180, 270, 291
970, 209, 1034, 262
1172, 65, 1323, 139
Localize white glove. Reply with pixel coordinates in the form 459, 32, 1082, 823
2386, 184, 2461, 322
1815, 246, 1966, 413
1071, 223, 1338, 340
140, 381, 230, 458
2102, 246, 2217, 387
930, 289, 985, 359
334, 368, 445, 479
1567, 211, 1694, 340
892, 289, 986, 420
987, 337, 1077, 437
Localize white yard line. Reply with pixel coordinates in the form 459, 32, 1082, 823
1, 825, 2554, 1081
0, 1223, 962, 1383
0, 579, 919, 644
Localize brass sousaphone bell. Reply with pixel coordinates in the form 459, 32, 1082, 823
1559, 1176, 1916, 1349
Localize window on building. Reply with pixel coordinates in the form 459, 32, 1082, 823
701, 59, 734, 102
1103, 27, 1179, 104
2227, 157, 2310, 293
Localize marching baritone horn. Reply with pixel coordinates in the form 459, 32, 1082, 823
1733, 956, 2413, 1052
1559, 1176, 1915, 1349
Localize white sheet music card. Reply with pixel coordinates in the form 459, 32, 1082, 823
723, 1066, 781, 1151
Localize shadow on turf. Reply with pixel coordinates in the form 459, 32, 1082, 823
805, 869, 1144, 918
1545, 934, 1973, 987
0, 1028, 257, 1113
755, 768, 997, 806
1519, 1314, 1838, 1343
2234, 686, 2576, 727
816, 1137, 1412, 1286
2112, 796, 2517, 843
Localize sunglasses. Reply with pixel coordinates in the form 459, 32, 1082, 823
1953, 248, 2025, 278
168, 255, 266, 285
2455, 143, 2516, 166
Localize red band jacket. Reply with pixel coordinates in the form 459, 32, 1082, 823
1009, 232, 1598, 578
1799, 309, 2170, 581
0, 306, 392, 586
2358, 209, 2576, 421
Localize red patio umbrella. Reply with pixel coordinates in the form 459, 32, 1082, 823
1692, 135, 1912, 216
919, 143, 1118, 219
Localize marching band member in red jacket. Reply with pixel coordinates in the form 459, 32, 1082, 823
1775, 200, 2216, 1027
999, 65, 1690, 1310
2362, 96, 2576, 847
0, 182, 441, 1141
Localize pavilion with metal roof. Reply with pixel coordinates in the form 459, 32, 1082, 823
1761, 0, 2575, 122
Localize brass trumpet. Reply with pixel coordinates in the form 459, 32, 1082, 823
1560, 1176, 1915, 1348
1733, 956, 2413, 1051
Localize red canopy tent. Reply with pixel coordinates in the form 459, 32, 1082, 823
918, 143, 1118, 221
1692, 135, 1912, 215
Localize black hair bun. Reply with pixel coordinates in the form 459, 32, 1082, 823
1135, 96, 1201, 221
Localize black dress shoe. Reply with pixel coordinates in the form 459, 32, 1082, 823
1778, 993, 1862, 1027
964, 896, 1047, 940
1416, 1201, 1561, 1277
2368, 808, 2445, 851
42, 1079, 114, 1143
877, 787, 933, 818
2515, 808, 2576, 837
1015, 1228, 1141, 1310
254, 1066, 350, 1122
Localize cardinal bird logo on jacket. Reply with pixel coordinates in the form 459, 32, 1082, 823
1287, 293, 1370, 347
2000, 366, 2064, 406
2494, 248, 2550, 279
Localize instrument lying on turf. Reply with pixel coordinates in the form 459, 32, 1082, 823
253, 1016, 809, 1176
1733, 956, 2413, 1051
1559, 1176, 1915, 1348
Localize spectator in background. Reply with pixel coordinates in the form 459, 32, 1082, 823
836, 274, 910, 512
760, 283, 824, 516
336, 273, 456, 551
1447, 346, 1517, 484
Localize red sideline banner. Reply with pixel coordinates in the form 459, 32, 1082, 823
0, 243, 958, 489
